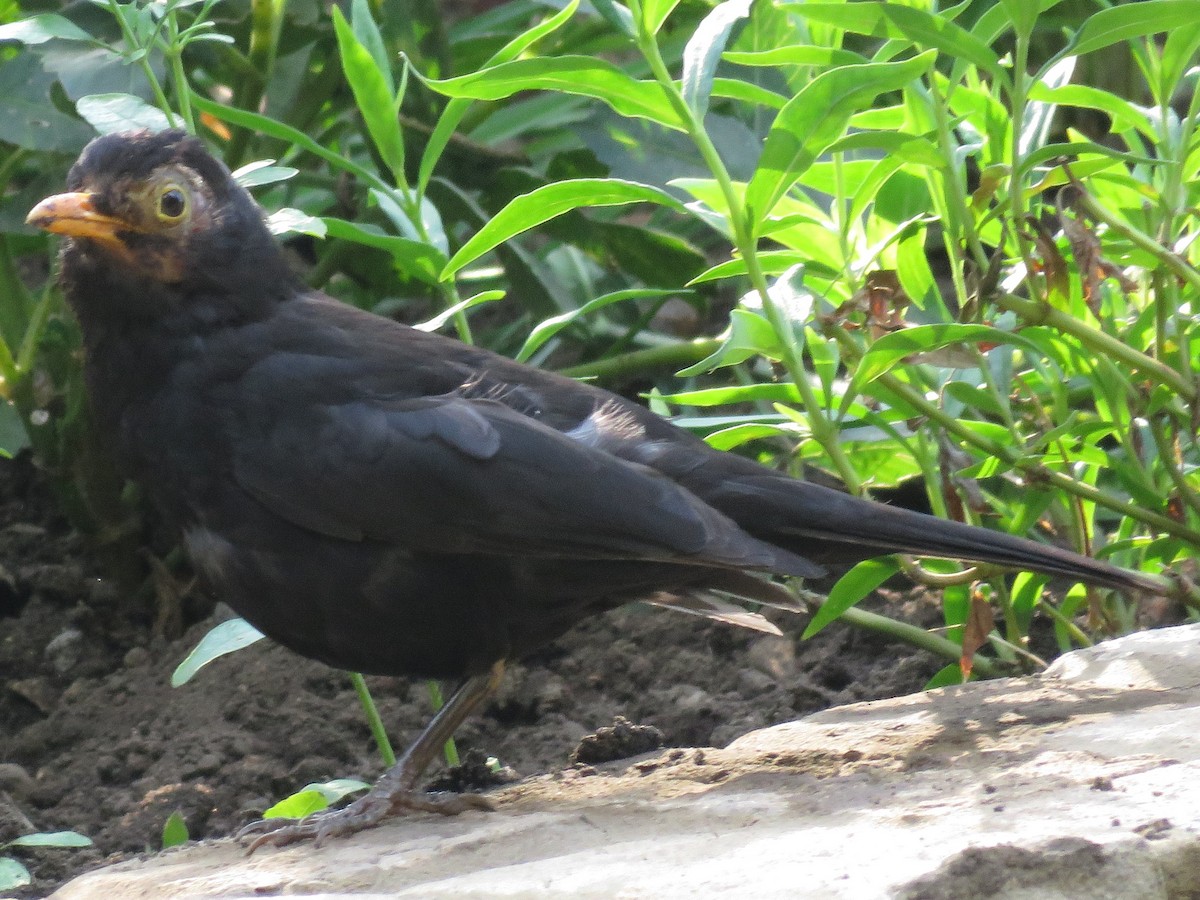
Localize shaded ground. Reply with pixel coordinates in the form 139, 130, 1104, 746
0, 453, 942, 897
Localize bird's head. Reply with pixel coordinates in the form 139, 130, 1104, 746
28, 129, 290, 321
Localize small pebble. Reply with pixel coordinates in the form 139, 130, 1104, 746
124, 646, 150, 668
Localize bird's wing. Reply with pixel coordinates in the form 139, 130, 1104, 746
229, 383, 820, 576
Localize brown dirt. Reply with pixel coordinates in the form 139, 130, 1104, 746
0, 453, 943, 897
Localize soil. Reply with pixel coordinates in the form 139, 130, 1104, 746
0, 453, 944, 898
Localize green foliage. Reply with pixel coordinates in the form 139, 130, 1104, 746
262, 778, 371, 820
171, 617, 265, 687
2, 0, 1198, 688
161, 811, 189, 849
0, 831, 92, 891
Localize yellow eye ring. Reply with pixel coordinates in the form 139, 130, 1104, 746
157, 185, 189, 222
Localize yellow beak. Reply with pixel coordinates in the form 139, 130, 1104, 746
26, 192, 130, 256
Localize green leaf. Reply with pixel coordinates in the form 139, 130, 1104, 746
515, 289, 673, 362
263, 779, 370, 819
161, 811, 189, 849
710, 77, 787, 110
705, 422, 797, 450
785, 3, 1000, 75
333, 7, 405, 184
1021, 56, 1074, 156
723, 46, 865, 67
415, 290, 506, 333
442, 178, 685, 278
595, 0, 636, 37
191, 94, 394, 197
677, 308, 783, 375
689, 250, 810, 284
1025, 83, 1149, 137
744, 53, 933, 227
657, 383, 802, 406
350, 0, 393, 93
681, 0, 752, 120
322, 218, 445, 284
232, 160, 300, 188
804, 558, 900, 638
844, 324, 1039, 417
421, 57, 684, 131
0, 14, 92, 44
8, 831, 92, 848
924, 663, 968, 689
267, 208, 327, 238
171, 618, 265, 687
641, 0, 681, 35
0, 402, 29, 458
1000, 0, 1039, 40
263, 790, 328, 820
827, 130, 944, 169
1158, 21, 1200, 101
75, 92, 171, 135
0, 54, 96, 152
418, 0, 580, 195
1058, 0, 1200, 62
0, 857, 30, 890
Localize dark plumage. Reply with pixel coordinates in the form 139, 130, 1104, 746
29, 130, 1163, 848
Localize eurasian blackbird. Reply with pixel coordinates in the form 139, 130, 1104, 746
28, 130, 1162, 848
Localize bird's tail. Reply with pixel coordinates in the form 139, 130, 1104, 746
697, 470, 1164, 595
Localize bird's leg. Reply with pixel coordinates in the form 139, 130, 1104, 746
239, 660, 506, 852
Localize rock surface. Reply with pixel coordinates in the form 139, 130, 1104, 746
52, 624, 1200, 899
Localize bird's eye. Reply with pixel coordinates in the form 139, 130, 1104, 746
157, 186, 188, 222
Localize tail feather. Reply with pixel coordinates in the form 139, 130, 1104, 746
699, 473, 1164, 595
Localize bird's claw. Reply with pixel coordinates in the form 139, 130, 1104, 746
238, 789, 493, 853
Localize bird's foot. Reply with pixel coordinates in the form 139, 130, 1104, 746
238, 787, 492, 853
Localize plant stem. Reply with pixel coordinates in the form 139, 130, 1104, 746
106, 0, 178, 126
426, 681, 460, 767
558, 338, 720, 380
632, 22, 862, 494
830, 603, 1002, 678
995, 291, 1196, 401
227, 0, 287, 167
349, 672, 396, 767
875, 366, 1200, 546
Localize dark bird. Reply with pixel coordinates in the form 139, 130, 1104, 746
28, 130, 1163, 848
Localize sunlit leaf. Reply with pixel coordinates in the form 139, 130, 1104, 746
0, 858, 30, 890
415, 290, 506, 333
845, 324, 1039, 418
641, 0, 681, 35
76, 92, 171, 135
595, 0, 636, 37
418, 0, 580, 194
723, 45, 864, 67
161, 811, 188, 849
515, 289, 673, 362
233, 160, 299, 188
681, 0, 752, 120
804, 558, 900, 638
267, 208, 327, 238
443, 179, 685, 278
658, 383, 802, 406
745, 53, 933, 227
333, 7, 405, 183
0, 14, 92, 44
263, 779, 370, 819
8, 831, 92, 848
786, 3, 1000, 75
421, 57, 684, 131
1057, 0, 1200, 62
171, 618, 265, 687
677, 309, 783, 375
322, 218, 444, 284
